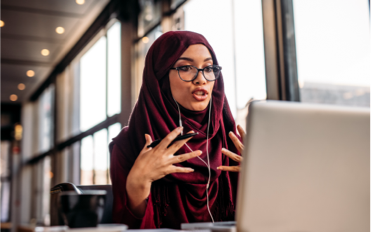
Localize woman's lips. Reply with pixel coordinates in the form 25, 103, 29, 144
192, 90, 208, 101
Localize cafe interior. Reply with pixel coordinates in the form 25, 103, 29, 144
0, 0, 370, 231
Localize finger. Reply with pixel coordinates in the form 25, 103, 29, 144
221, 148, 243, 162
168, 130, 195, 153
157, 127, 183, 150
168, 165, 195, 174
140, 134, 153, 153
169, 150, 202, 164
229, 132, 244, 153
237, 124, 246, 142
217, 166, 240, 172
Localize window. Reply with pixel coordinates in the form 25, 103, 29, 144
80, 124, 121, 185
80, 37, 107, 132
293, 0, 370, 107
138, 0, 162, 37
0, 141, 11, 222
184, 0, 266, 127
38, 85, 55, 153
107, 22, 122, 117
134, 25, 163, 99
79, 21, 122, 184
80, 21, 122, 132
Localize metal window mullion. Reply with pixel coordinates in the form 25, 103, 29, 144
280, 0, 300, 101
274, 0, 286, 100
106, 33, 109, 120
106, 127, 110, 184
105, 32, 109, 185
262, 0, 281, 100
262, 0, 299, 101
92, 135, 96, 185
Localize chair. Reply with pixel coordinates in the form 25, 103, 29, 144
50, 183, 113, 226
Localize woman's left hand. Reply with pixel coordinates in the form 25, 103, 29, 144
218, 124, 245, 172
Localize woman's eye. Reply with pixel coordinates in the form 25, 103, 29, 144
204, 67, 213, 73
179, 66, 192, 71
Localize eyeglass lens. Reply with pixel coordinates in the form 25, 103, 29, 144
178, 66, 221, 81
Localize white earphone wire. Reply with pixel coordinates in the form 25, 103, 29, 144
172, 96, 215, 222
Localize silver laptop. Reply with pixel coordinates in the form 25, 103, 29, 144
236, 100, 370, 232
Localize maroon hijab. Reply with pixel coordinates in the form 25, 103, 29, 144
110, 31, 240, 228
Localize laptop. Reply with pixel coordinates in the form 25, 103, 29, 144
236, 100, 370, 232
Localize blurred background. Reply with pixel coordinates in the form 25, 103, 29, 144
0, 0, 370, 230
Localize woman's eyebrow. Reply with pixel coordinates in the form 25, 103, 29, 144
177, 57, 213, 62
177, 57, 193, 62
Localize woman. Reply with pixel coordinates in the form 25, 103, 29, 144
109, 31, 245, 229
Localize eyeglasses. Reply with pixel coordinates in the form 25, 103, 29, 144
170, 65, 222, 82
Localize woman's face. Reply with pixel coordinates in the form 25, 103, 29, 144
169, 44, 215, 111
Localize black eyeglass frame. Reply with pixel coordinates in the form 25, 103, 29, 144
170, 65, 222, 82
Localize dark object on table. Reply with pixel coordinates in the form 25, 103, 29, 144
59, 190, 106, 228
50, 183, 113, 226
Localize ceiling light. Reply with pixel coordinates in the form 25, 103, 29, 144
10, 94, 18, 101
41, 49, 50, 56
15, 124, 23, 140
26, 70, 35, 77
76, 0, 85, 5
0, 20, 4, 27
56, 27, 65, 34
18, 83, 26, 90
142, 37, 149, 44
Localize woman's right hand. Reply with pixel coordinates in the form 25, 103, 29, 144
126, 127, 201, 217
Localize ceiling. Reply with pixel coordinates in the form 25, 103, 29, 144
1, 0, 110, 103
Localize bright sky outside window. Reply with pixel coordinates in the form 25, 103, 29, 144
184, 0, 237, 118
107, 22, 122, 117
94, 129, 108, 184
81, 135, 93, 185
80, 37, 107, 131
234, 0, 266, 107
108, 123, 121, 143
293, 0, 370, 107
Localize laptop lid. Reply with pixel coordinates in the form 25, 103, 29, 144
236, 100, 370, 232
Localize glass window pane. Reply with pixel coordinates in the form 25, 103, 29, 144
0, 141, 10, 178
0, 181, 10, 222
107, 22, 122, 117
80, 136, 93, 185
93, 129, 108, 185
184, 0, 237, 118
138, 0, 162, 37
42, 156, 51, 226
293, 0, 370, 107
38, 85, 54, 153
234, 0, 266, 105
108, 123, 122, 142
135, 26, 162, 99
80, 37, 107, 132
233, 0, 266, 128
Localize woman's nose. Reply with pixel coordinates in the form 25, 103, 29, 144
193, 70, 207, 85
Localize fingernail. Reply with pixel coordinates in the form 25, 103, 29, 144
197, 150, 202, 155
178, 127, 183, 132
188, 168, 194, 172
217, 166, 221, 170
